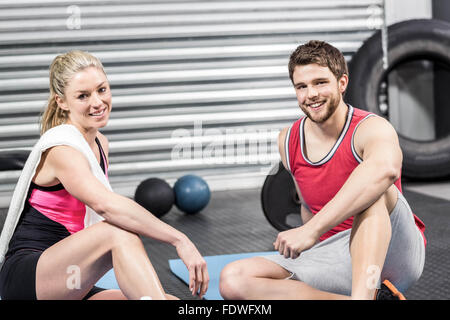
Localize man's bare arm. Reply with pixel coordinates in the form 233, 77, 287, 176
306, 116, 402, 237
278, 127, 314, 225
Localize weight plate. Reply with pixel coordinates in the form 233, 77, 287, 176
261, 162, 302, 231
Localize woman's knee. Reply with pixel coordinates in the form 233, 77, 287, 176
99, 221, 142, 250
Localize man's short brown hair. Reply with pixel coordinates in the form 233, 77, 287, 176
288, 40, 348, 83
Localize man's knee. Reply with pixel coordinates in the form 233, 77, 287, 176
361, 186, 398, 218
219, 261, 249, 300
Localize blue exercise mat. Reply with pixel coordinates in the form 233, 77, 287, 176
169, 251, 276, 300
96, 269, 120, 289
0, 252, 276, 300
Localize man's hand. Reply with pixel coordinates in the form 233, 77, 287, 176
273, 224, 320, 259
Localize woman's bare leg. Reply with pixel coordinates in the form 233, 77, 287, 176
87, 289, 179, 300
219, 257, 349, 300
35, 221, 172, 300
87, 289, 127, 300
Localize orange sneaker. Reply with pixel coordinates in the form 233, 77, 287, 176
374, 280, 406, 300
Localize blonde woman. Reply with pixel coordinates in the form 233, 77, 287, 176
0, 51, 209, 300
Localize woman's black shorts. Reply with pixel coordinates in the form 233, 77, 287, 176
0, 249, 105, 300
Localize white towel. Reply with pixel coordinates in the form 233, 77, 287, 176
0, 124, 108, 268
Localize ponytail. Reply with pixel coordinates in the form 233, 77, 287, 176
40, 92, 69, 135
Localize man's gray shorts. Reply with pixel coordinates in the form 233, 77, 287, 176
262, 190, 426, 296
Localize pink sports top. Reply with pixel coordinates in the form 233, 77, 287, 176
5, 137, 108, 256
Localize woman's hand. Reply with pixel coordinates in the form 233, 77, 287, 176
175, 237, 209, 298
273, 224, 320, 259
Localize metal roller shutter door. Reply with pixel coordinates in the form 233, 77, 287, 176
0, 0, 384, 207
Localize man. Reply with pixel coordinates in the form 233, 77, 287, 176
219, 40, 426, 300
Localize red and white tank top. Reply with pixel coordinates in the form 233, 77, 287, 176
284, 105, 426, 245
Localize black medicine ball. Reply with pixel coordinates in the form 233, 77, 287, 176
134, 178, 175, 218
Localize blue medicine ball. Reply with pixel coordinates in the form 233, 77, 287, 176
174, 174, 210, 214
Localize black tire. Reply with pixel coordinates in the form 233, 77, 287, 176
346, 19, 450, 179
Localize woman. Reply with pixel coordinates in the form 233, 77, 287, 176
0, 50, 209, 300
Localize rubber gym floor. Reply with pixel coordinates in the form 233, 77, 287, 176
0, 182, 448, 300
140, 183, 450, 300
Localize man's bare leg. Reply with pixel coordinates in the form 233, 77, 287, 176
349, 192, 392, 300
219, 257, 349, 300
221, 190, 395, 300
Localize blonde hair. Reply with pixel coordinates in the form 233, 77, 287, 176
40, 50, 106, 135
